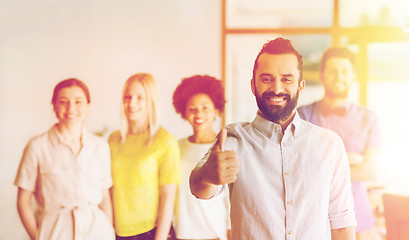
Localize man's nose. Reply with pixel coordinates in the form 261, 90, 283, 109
335, 70, 343, 80
269, 80, 283, 93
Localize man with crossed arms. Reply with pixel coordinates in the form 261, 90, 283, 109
298, 47, 381, 240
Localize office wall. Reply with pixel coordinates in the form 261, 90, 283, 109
0, 0, 220, 238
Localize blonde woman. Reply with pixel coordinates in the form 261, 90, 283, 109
15, 78, 115, 240
109, 73, 180, 240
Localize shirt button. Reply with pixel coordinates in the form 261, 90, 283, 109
284, 172, 289, 176
288, 230, 293, 235
282, 143, 287, 147
287, 200, 292, 205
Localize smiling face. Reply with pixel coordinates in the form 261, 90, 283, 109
184, 93, 219, 133
53, 86, 89, 127
123, 80, 149, 125
251, 53, 304, 125
321, 57, 355, 100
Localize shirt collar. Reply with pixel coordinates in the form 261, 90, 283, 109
49, 125, 62, 145
252, 111, 300, 139
49, 124, 90, 147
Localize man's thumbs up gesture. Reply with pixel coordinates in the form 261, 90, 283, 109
190, 128, 239, 199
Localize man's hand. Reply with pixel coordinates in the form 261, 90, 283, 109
200, 128, 239, 185
190, 128, 239, 199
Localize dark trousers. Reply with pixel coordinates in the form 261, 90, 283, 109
116, 226, 176, 240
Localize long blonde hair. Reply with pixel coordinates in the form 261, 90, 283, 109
120, 73, 160, 145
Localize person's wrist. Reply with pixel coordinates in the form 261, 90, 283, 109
197, 166, 212, 186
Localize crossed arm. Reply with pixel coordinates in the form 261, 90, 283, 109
331, 226, 356, 240
348, 147, 381, 182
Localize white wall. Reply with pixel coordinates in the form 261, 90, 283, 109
0, 0, 220, 238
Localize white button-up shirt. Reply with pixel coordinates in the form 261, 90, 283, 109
201, 113, 356, 240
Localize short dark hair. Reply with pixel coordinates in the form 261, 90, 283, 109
173, 75, 225, 118
252, 37, 303, 81
51, 78, 90, 105
321, 47, 355, 72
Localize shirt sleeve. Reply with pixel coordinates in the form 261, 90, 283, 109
158, 133, 180, 185
328, 135, 357, 229
99, 140, 113, 189
14, 139, 39, 192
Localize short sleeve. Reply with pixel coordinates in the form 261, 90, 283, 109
99, 140, 113, 189
158, 133, 180, 185
14, 139, 39, 192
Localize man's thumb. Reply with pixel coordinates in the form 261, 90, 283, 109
213, 128, 227, 151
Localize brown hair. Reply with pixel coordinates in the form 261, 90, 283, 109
252, 37, 303, 82
320, 47, 355, 73
51, 78, 90, 105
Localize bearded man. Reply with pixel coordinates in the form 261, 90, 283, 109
190, 38, 357, 240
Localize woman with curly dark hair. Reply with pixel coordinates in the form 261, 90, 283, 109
172, 75, 230, 240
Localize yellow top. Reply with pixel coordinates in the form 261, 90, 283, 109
108, 127, 180, 236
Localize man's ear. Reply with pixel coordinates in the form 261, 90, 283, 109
319, 70, 325, 85
298, 79, 305, 94
251, 78, 255, 95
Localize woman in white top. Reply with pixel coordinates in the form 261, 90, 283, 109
172, 75, 230, 240
15, 78, 115, 240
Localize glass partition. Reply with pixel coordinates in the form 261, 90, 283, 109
226, 0, 333, 28
340, 0, 409, 27
366, 42, 409, 195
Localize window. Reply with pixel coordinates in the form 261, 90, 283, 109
221, 0, 409, 196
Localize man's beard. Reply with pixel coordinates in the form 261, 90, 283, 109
325, 87, 349, 100
255, 88, 300, 123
